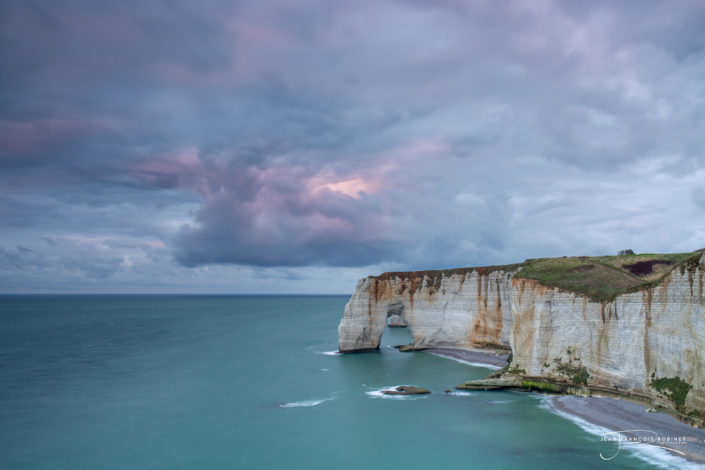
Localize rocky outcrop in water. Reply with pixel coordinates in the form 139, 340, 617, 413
382, 386, 431, 395
338, 252, 705, 423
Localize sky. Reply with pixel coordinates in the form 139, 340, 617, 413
1, 0, 705, 294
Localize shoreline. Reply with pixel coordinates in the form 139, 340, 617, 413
426, 349, 705, 465
547, 394, 705, 466
423, 348, 509, 369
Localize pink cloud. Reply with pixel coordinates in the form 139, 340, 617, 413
0, 117, 121, 155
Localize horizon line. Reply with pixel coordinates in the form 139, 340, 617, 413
0, 292, 352, 296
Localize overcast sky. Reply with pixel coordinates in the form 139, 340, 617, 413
1, 0, 704, 293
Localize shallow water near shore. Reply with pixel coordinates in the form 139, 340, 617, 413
0, 295, 692, 469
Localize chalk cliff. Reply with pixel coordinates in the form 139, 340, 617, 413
338, 267, 515, 353
338, 252, 705, 422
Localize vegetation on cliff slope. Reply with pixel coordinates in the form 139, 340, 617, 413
651, 376, 692, 412
514, 251, 700, 303
372, 250, 701, 303
552, 356, 590, 385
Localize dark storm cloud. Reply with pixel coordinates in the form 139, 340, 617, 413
1, 0, 705, 290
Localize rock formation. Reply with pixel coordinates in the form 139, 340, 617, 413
381, 386, 431, 395
338, 267, 514, 353
386, 301, 407, 327
338, 252, 705, 423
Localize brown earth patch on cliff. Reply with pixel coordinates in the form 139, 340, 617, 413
470, 304, 503, 347
623, 260, 673, 277
598, 252, 694, 281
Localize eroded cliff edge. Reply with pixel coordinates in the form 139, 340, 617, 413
338, 266, 517, 352
338, 251, 705, 424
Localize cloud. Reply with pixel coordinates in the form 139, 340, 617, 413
1, 0, 705, 291
170, 152, 406, 267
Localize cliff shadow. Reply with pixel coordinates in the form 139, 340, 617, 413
386, 301, 407, 327
382, 302, 413, 348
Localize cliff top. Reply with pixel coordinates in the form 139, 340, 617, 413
373, 250, 703, 303
515, 251, 701, 302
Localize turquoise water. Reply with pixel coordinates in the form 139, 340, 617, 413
0, 295, 672, 469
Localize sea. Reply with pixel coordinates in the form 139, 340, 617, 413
0, 295, 691, 469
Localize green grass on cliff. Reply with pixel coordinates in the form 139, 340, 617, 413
651, 376, 692, 412
514, 251, 701, 303
374, 250, 702, 304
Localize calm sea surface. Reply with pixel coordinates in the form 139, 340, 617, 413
0, 295, 678, 469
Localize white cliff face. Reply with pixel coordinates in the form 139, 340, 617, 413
386, 313, 407, 327
510, 255, 705, 412
339, 253, 705, 416
338, 269, 514, 352
338, 277, 384, 352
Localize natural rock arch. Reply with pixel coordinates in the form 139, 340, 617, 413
386, 301, 407, 327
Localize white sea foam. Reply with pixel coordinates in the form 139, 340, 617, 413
541, 397, 700, 470
365, 386, 431, 400
489, 399, 512, 404
446, 391, 475, 397
428, 352, 503, 370
306, 344, 341, 356
279, 398, 334, 408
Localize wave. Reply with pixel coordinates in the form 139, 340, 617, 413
541, 397, 700, 470
445, 390, 475, 397
278, 397, 334, 408
365, 386, 431, 400
427, 352, 503, 370
306, 344, 341, 356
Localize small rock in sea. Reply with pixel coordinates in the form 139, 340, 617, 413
645, 407, 657, 413
382, 386, 431, 395
445, 389, 451, 393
